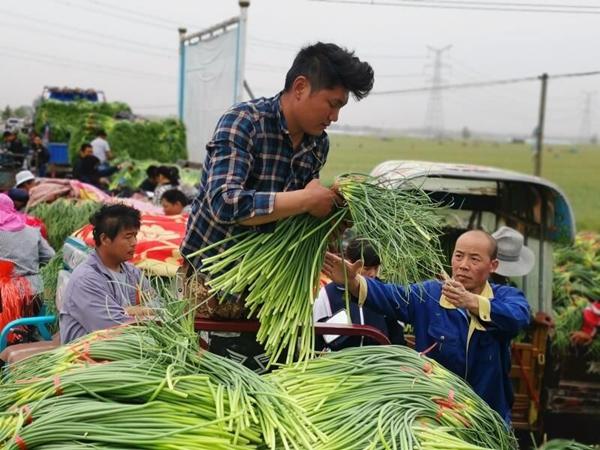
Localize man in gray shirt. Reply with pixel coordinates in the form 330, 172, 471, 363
60, 204, 155, 344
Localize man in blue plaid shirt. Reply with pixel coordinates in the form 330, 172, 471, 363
180, 42, 374, 372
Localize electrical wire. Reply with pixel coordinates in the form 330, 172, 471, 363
311, 0, 600, 14
371, 71, 600, 95
0, 8, 174, 55
0, 46, 176, 82
378, 0, 600, 10
48, 0, 176, 31
0, 20, 174, 59
85, 0, 202, 29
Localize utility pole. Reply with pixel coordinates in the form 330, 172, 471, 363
578, 91, 595, 145
177, 27, 187, 121
534, 73, 548, 177
236, 1, 250, 103
424, 45, 451, 139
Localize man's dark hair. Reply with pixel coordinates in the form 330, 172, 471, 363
96, 128, 107, 137
284, 42, 374, 101
90, 204, 141, 246
3, 131, 11, 139
345, 238, 381, 267
146, 165, 159, 178
79, 143, 92, 152
7, 188, 29, 204
157, 165, 180, 185
161, 188, 188, 206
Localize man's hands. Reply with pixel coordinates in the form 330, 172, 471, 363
322, 251, 363, 298
125, 305, 155, 318
534, 311, 555, 328
441, 277, 480, 314
304, 179, 343, 218
570, 330, 593, 346
239, 179, 343, 226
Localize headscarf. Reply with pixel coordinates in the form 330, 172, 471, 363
0, 193, 26, 232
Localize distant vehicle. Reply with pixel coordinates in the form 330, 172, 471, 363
35, 86, 107, 169
41, 86, 106, 103
4, 117, 23, 133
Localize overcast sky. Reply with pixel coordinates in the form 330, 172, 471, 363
1, 0, 598, 138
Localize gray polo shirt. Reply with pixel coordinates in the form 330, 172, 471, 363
59, 251, 148, 344
0, 226, 55, 294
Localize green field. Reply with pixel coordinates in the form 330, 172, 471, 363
324, 135, 600, 232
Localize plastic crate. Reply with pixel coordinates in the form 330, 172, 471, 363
48, 142, 69, 164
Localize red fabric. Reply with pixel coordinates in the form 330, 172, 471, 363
74, 213, 188, 276
0, 260, 34, 344
581, 301, 600, 336
23, 215, 48, 240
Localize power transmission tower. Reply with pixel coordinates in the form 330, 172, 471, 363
424, 45, 451, 139
578, 91, 595, 145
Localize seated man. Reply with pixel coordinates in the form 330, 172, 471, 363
6, 188, 29, 212
59, 204, 155, 344
314, 238, 404, 350
72, 143, 117, 188
323, 229, 530, 424
2, 131, 26, 167
160, 189, 190, 216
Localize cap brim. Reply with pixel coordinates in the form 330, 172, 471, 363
495, 246, 535, 277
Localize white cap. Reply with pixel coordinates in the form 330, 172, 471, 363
14, 170, 35, 188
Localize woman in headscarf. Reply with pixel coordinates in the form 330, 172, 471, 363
0, 193, 55, 298
0, 194, 55, 343
6, 188, 48, 240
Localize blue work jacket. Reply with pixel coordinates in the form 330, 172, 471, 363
364, 278, 531, 423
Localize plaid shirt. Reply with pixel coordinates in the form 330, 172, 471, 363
181, 93, 329, 274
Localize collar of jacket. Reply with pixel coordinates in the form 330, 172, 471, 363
439, 281, 493, 345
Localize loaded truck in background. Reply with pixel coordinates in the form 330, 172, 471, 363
36, 86, 108, 172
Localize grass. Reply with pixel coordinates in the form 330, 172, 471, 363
323, 134, 600, 232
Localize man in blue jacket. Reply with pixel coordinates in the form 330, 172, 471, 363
322, 229, 531, 424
